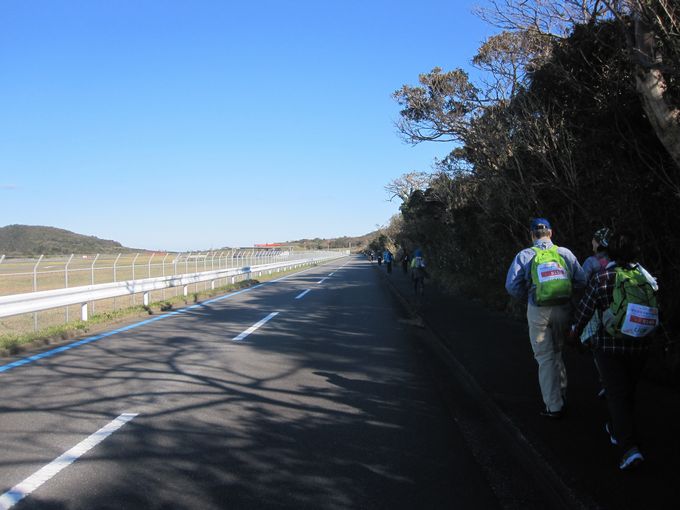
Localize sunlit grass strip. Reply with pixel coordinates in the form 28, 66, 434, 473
0, 263, 315, 355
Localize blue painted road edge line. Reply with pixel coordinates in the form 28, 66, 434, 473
0, 282, 268, 375
0, 259, 348, 375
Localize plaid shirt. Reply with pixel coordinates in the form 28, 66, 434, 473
573, 263, 651, 354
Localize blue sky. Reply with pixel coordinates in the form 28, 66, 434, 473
0, 0, 494, 251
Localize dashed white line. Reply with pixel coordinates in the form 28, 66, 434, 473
328, 272, 335, 276
316, 278, 328, 284
295, 289, 311, 300
0, 413, 138, 510
233, 312, 280, 341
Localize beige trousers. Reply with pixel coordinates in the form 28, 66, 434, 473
527, 303, 570, 412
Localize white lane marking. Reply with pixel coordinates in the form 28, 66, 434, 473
295, 289, 311, 300
0, 413, 138, 510
271, 264, 323, 282
233, 312, 279, 341
317, 277, 327, 284
328, 272, 335, 276
2, 259, 348, 376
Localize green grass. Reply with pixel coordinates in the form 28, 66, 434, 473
0, 262, 319, 356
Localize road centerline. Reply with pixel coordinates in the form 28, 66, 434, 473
0, 258, 349, 375
232, 312, 280, 341
295, 289, 311, 300
0, 412, 138, 510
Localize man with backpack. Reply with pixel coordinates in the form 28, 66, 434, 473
569, 232, 659, 470
411, 249, 427, 295
383, 250, 393, 274
505, 218, 586, 419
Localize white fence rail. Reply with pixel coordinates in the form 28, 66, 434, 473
0, 250, 347, 323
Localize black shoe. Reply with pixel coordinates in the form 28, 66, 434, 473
540, 408, 563, 419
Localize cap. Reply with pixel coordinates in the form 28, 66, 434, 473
593, 227, 612, 247
530, 218, 551, 231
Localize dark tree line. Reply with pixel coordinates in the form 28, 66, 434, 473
384, 1, 679, 383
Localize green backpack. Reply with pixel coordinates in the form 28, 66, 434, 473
531, 246, 572, 305
602, 266, 659, 338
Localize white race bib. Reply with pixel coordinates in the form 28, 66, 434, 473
621, 303, 659, 338
537, 262, 568, 283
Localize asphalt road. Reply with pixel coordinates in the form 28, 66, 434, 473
0, 257, 546, 510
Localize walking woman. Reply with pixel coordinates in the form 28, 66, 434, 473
569, 232, 659, 470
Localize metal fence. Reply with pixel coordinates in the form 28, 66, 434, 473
0, 249, 343, 336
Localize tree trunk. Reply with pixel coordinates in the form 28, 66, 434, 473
634, 16, 680, 169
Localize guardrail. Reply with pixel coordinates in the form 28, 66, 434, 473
0, 251, 347, 322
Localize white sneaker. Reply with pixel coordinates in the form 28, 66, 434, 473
619, 447, 644, 470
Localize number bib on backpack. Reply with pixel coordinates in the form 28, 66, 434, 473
531, 246, 572, 305
536, 262, 568, 282
621, 303, 659, 338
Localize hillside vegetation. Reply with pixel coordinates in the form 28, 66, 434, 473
283, 231, 377, 251
0, 224, 374, 258
0, 225, 133, 256
378, 2, 679, 382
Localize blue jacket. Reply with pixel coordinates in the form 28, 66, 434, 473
582, 253, 609, 283
505, 239, 585, 306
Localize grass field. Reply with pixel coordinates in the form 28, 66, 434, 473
0, 251, 279, 295
0, 259, 321, 354
0, 250, 329, 338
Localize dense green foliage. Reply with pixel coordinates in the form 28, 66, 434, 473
0, 225, 132, 256
386, 4, 679, 382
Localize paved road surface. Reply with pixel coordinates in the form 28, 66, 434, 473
0, 257, 548, 510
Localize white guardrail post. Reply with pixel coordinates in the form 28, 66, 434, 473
161, 253, 169, 300
144, 253, 154, 307
112, 253, 121, 311
90, 254, 100, 316
32, 255, 44, 331
0, 251, 347, 323
64, 254, 74, 323
131, 253, 140, 305
183, 252, 189, 297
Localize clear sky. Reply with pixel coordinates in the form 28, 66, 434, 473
0, 0, 494, 251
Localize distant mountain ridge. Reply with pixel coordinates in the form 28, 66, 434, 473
0, 225, 134, 256
282, 231, 376, 251
0, 224, 376, 257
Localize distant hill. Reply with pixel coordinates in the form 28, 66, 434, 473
282, 231, 377, 251
0, 225, 135, 256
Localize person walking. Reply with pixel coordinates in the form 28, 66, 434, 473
569, 232, 659, 470
583, 227, 612, 282
581, 227, 613, 398
411, 249, 427, 296
384, 250, 393, 274
401, 252, 410, 274
505, 218, 585, 418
